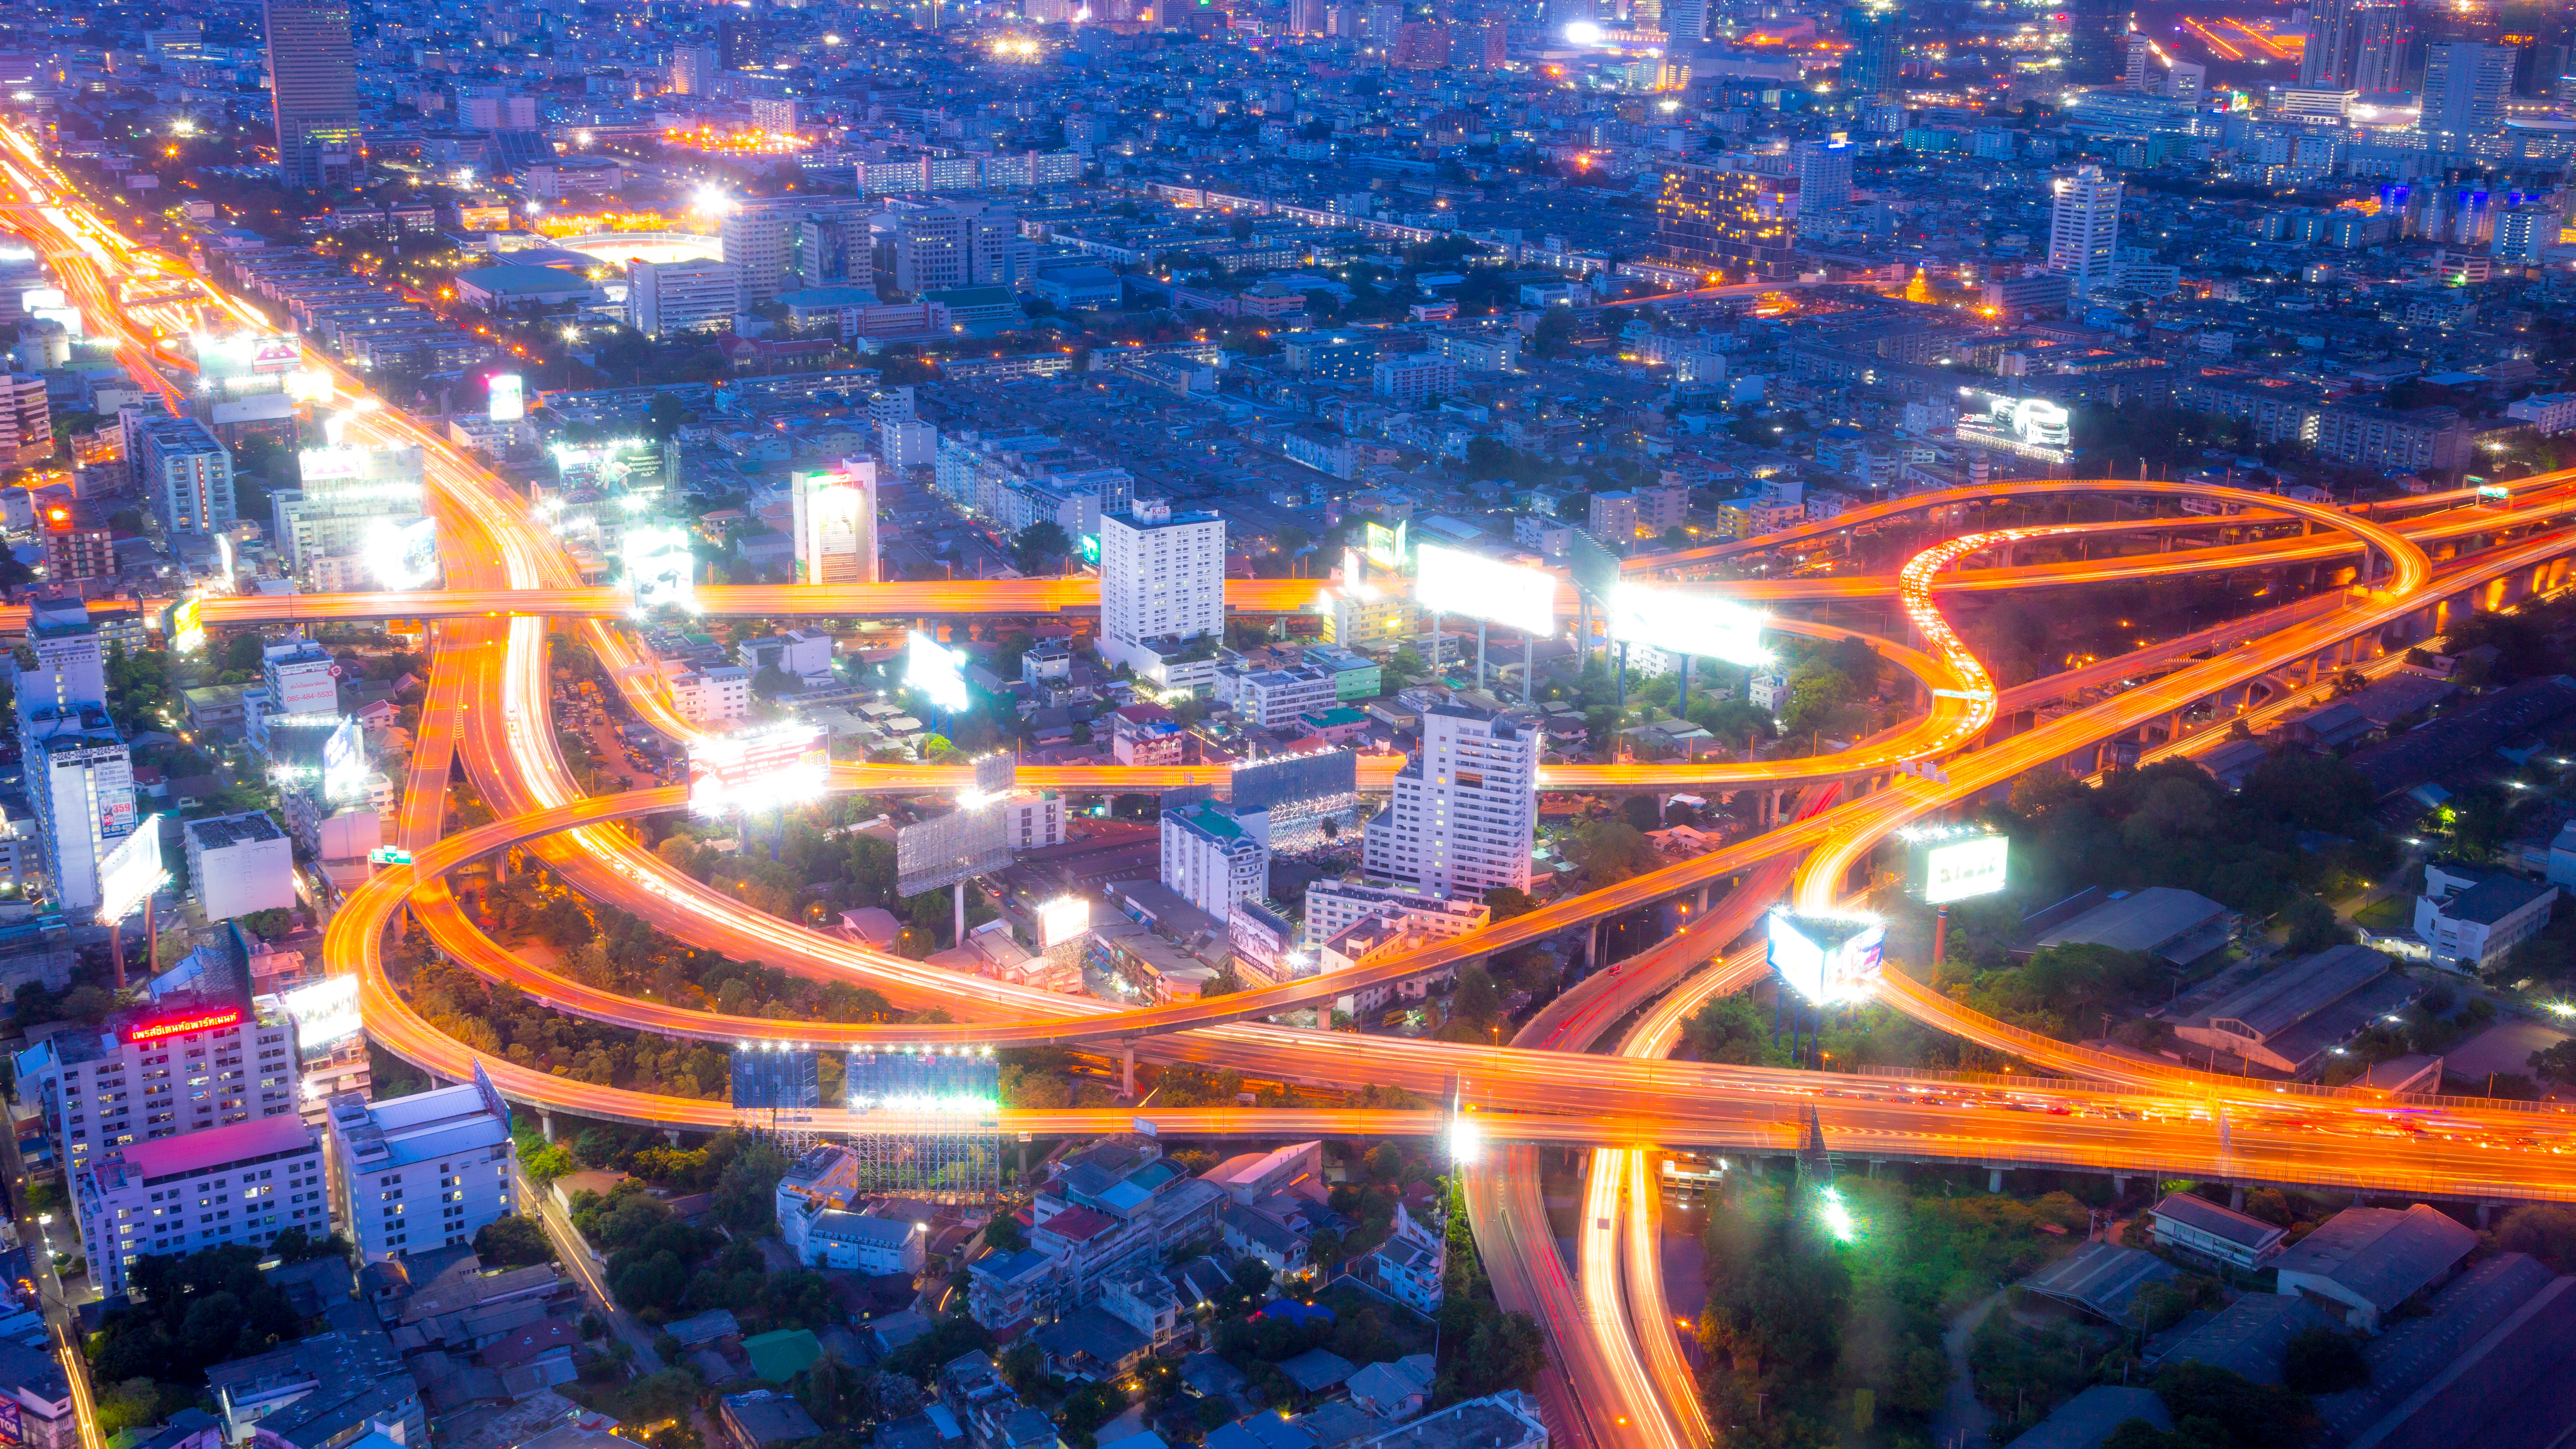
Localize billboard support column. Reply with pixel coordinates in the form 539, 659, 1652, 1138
1933, 905, 1949, 969
1476, 618, 1487, 691
1680, 653, 1693, 714
145, 894, 156, 976
109, 918, 123, 991
1429, 611, 1441, 677
1522, 636, 1534, 705
953, 881, 966, 948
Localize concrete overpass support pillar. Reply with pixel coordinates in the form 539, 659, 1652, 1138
1120, 1046, 1137, 1097
2480, 1201, 2500, 1229
2113, 1173, 2130, 1198
2230, 1184, 2246, 1211
663, 1129, 681, 1147
540, 1111, 554, 1143
1988, 1168, 2004, 1193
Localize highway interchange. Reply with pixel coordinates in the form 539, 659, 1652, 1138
16, 131, 2576, 1445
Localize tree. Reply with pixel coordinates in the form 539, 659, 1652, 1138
474, 1214, 558, 1267
1531, 308, 1579, 359
712, 1137, 790, 1233
2494, 1203, 2576, 1271
2529, 1040, 2576, 1087
2150, 1362, 2320, 1449
2282, 1325, 2370, 1394
1483, 886, 1540, 921
1011, 520, 1071, 575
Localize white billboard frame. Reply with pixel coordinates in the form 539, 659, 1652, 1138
95, 815, 165, 926
1605, 582, 1772, 666
1413, 543, 1556, 637
907, 630, 971, 714
1766, 909, 1885, 1006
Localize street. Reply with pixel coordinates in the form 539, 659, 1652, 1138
517, 1168, 665, 1376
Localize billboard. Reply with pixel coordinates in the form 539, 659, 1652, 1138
1902, 825, 2009, 905
168, 596, 205, 656
363, 515, 440, 589
907, 630, 971, 714
623, 523, 696, 612
1766, 910, 1885, 1006
1362, 519, 1408, 569
124, 1004, 244, 1044
252, 334, 300, 373
488, 372, 525, 422
1414, 543, 1556, 636
95, 815, 163, 925
281, 975, 361, 1052
730, 1048, 823, 1109
323, 716, 367, 802
1606, 582, 1771, 667
847, 1049, 1000, 1115
688, 725, 829, 816
895, 802, 1013, 897
1039, 895, 1090, 948
971, 751, 1016, 797
1564, 529, 1622, 601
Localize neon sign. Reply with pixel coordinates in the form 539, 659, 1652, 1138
125, 1006, 244, 1043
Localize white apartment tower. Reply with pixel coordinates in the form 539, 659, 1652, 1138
1160, 798, 1269, 925
2046, 164, 2121, 297
327, 1070, 519, 1262
791, 459, 879, 584
1361, 702, 1539, 897
1098, 500, 1225, 685
17, 606, 131, 913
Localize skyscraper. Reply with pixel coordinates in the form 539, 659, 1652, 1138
2352, 4, 2411, 93
2302, 0, 2358, 86
2064, 0, 2127, 84
1841, 3, 1903, 97
2419, 41, 2514, 146
2047, 164, 2121, 295
1794, 137, 1856, 239
716, 13, 762, 68
1655, 162, 1798, 280
1360, 702, 1539, 898
264, 0, 361, 189
1098, 499, 1225, 687
16, 603, 133, 913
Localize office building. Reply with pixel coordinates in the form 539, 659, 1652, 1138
1303, 877, 1491, 949
1161, 798, 1270, 925
2064, 0, 2127, 84
877, 415, 938, 476
264, 0, 362, 188
2420, 43, 2513, 147
1097, 499, 1225, 686
1841, 3, 1902, 96
716, 12, 762, 68
721, 196, 872, 303
326, 1073, 518, 1263
1655, 163, 1798, 280
132, 414, 236, 536
1361, 702, 1540, 897
271, 443, 427, 587
264, 638, 340, 718
1372, 353, 1457, 405
185, 813, 297, 925
12, 934, 302, 1182
793, 215, 862, 290
791, 460, 878, 584
2047, 164, 2122, 295
77, 1112, 326, 1297
2350, 4, 2409, 93
628, 258, 741, 339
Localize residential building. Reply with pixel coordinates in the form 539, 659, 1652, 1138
133, 414, 235, 536
968, 1135, 1225, 1331
38, 501, 112, 583
1000, 790, 1066, 849
20, 691, 132, 914
1794, 137, 1855, 237
2064, 0, 2124, 82
2414, 863, 2557, 970
1302, 876, 1490, 948
2506, 393, 2576, 435
1220, 663, 1339, 729
1350, 1391, 1547, 1448
1656, 162, 1798, 280
1110, 702, 1187, 765
1587, 491, 1640, 546
76, 1112, 326, 1297
184, 813, 297, 924
2419, 43, 2513, 149
0, 1343, 72, 1449
326, 1073, 518, 1262
629, 258, 742, 339
2047, 165, 2121, 297
1371, 353, 1456, 406
265, 0, 363, 189
1161, 798, 1269, 925
1361, 701, 1539, 896
1097, 499, 1225, 688
0, 374, 50, 465
668, 663, 752, 723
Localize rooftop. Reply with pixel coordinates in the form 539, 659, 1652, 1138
2274, 1204, 2480, 1312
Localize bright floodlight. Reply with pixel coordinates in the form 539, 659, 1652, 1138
1565, 19, 1603, 43
1607, 582, 1769, 666
1766, 910, 1885, 1007
1819, 1185, 1858, 1242
1448, 1114, 1482, 1165
907, 630, 972, 714
691, 183, 734, 216
362, 516, 439, 590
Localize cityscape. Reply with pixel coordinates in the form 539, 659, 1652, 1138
0, 0, 2571, 1446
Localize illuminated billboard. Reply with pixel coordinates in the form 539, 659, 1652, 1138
168, 596, 206, 656
323, 716, 367, 802
253, 335, 300, 372
95, 816, 164, 926
124, 1005, 244, 1044
282, 369, 334, 404
1605, 582, 1770, 666
281, 975, 361, 1051
895, 804, 1013, 897
363, 516, 440, 590
195, 332, 299, 377
1766, 910, 1885, 1006
623, 523, 697, 612
488, 372, 525, 422
688, 724, 829, 816
1362, 519, 1408, 569
1413, 543, 1555, 636
1903, 825, 2009, 905
907, 629, 971, 714
1039, 895, 1090, 948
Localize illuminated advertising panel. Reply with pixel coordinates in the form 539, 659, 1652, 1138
907, 629, 971, 713
458, 204, 511, 231
1039, 895, 1090, 948
1362, 519, 1408, 569
124, 1005, 245, 1044
282, 369, 334, 404
323, 717, 367, 802
1605, 582, 1770, 666
1766, 910, 1885, 1006
623, 524, 697, 612
296, 446, 367, 482
281, 975, 361, 1051
168, 596, 205, 656
1903, 825, 2009, 905
251, 335, 301, 373
687, 725, 829, 815
488, 372, 525, 422
95, 816, 164, 925
363, 516, 441, 589
1413, 543, 1556, 636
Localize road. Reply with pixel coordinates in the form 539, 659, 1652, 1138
520, 1165, 666, 1375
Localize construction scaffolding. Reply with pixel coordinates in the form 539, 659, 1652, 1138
845, 1046, 1003, 1203
729, 1046, 828, 1156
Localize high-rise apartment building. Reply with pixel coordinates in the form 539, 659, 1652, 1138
1841, 3, 1903, 95
721, 197, 873, 303
1794, 138, 1856, 238
794, 215, 863, 289
2064, 0, 2127, 83
716, 13, 763, 68
79, 1113, 324, 1298
671, 46, 720, 94
132, 414, 235, 536
2046, 164, 2122, 295
16, 606, 131, 913
2350, 4, 2411, 93
1360, 702, 1539, 898
327, 1072, 519, 1262
629, 258, 742, 338
1160, 798, 1270, 924
791, 460, 879, 584
0, 373, 50, 465
1098, 499, 1225, 686
1655, 163, 1798, 280
2420, 42, 2514, 146
264, 0, 362, 189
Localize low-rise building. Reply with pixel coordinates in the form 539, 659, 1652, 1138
183, 812, 296, 924
2148, 1191, 2290, 1271
2272, 1203, 2479, 1332
2413, 863, 2557, 971
2169, 944, 2421, 1076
